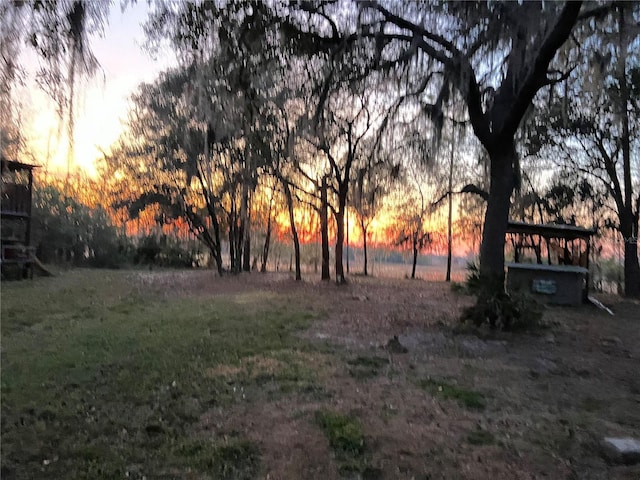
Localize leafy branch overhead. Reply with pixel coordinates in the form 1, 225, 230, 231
3, 0, 638, 296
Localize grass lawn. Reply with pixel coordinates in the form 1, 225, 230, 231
1, 270, 319, 479
2, 269, 639, 479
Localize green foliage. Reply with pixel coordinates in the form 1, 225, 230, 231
133, 234, 195, 268
0, 270, 316, 478
32, 185, 129, 268
419, 378, 486, 410
315, 410, 366, 457
314, 408, 380, 476
450, 261, 481, 294
464, 261, 482, 293
461, 286, 544, 332
540, 182, 577, 225
596, 258, 623, 284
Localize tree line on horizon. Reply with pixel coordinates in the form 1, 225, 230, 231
1, 1, 638, 298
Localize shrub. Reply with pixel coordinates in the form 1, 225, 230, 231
451, 261, 482, 294
134, 235, 162, 265
464, 261, 482, 293
461, 286, 544, 332
32, 185, 129, 268
133, 234, 194, 268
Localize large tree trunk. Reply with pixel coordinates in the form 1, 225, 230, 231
616, 9, 640, 298
479, 142, 516, 283
320, 176, 330, 281
284, 183, 302, 281
623, 237, 640, 298
621, 215, 640, 298
446, 124, 454, 282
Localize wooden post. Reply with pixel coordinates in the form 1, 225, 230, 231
584, 238, 591, 301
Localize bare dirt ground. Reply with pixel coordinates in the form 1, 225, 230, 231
138, 270, 640, 480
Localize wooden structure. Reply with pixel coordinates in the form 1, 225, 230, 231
1, 157, 37, 278
505, 221, 596, 305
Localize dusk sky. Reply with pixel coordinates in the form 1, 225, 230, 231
24, 2, 174, 176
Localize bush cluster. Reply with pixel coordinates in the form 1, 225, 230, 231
31, 185, 197, 269
461, 289, 544, 331
459, 262, 544, 331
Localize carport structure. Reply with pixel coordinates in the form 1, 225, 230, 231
505, 220, 597, 305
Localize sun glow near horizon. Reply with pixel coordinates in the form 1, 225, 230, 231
14, 4, 475, 258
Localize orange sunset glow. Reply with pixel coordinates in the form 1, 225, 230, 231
6, 0, 483, 270
3, 4, 639, 480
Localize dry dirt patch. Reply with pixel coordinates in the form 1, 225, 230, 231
139, 271, 639, 479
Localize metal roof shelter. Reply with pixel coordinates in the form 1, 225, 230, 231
505, 220, 597, 305
506, 221, 597, 241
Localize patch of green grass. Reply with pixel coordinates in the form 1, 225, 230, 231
347, 355, 389, 380
418, 378, 486, 410
315, 409, 379, 476
209, 439, 260, 478
467, 429, 495, 445
315, 409, 381, 480
175, 438, 261, 479
0, 269, 316, 478
315, 409, 366, 456
220, 349, 330, 401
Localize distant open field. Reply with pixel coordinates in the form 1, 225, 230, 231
2, 269, 638, 479
354, 261, 467, 282
290, 259, 468, 283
